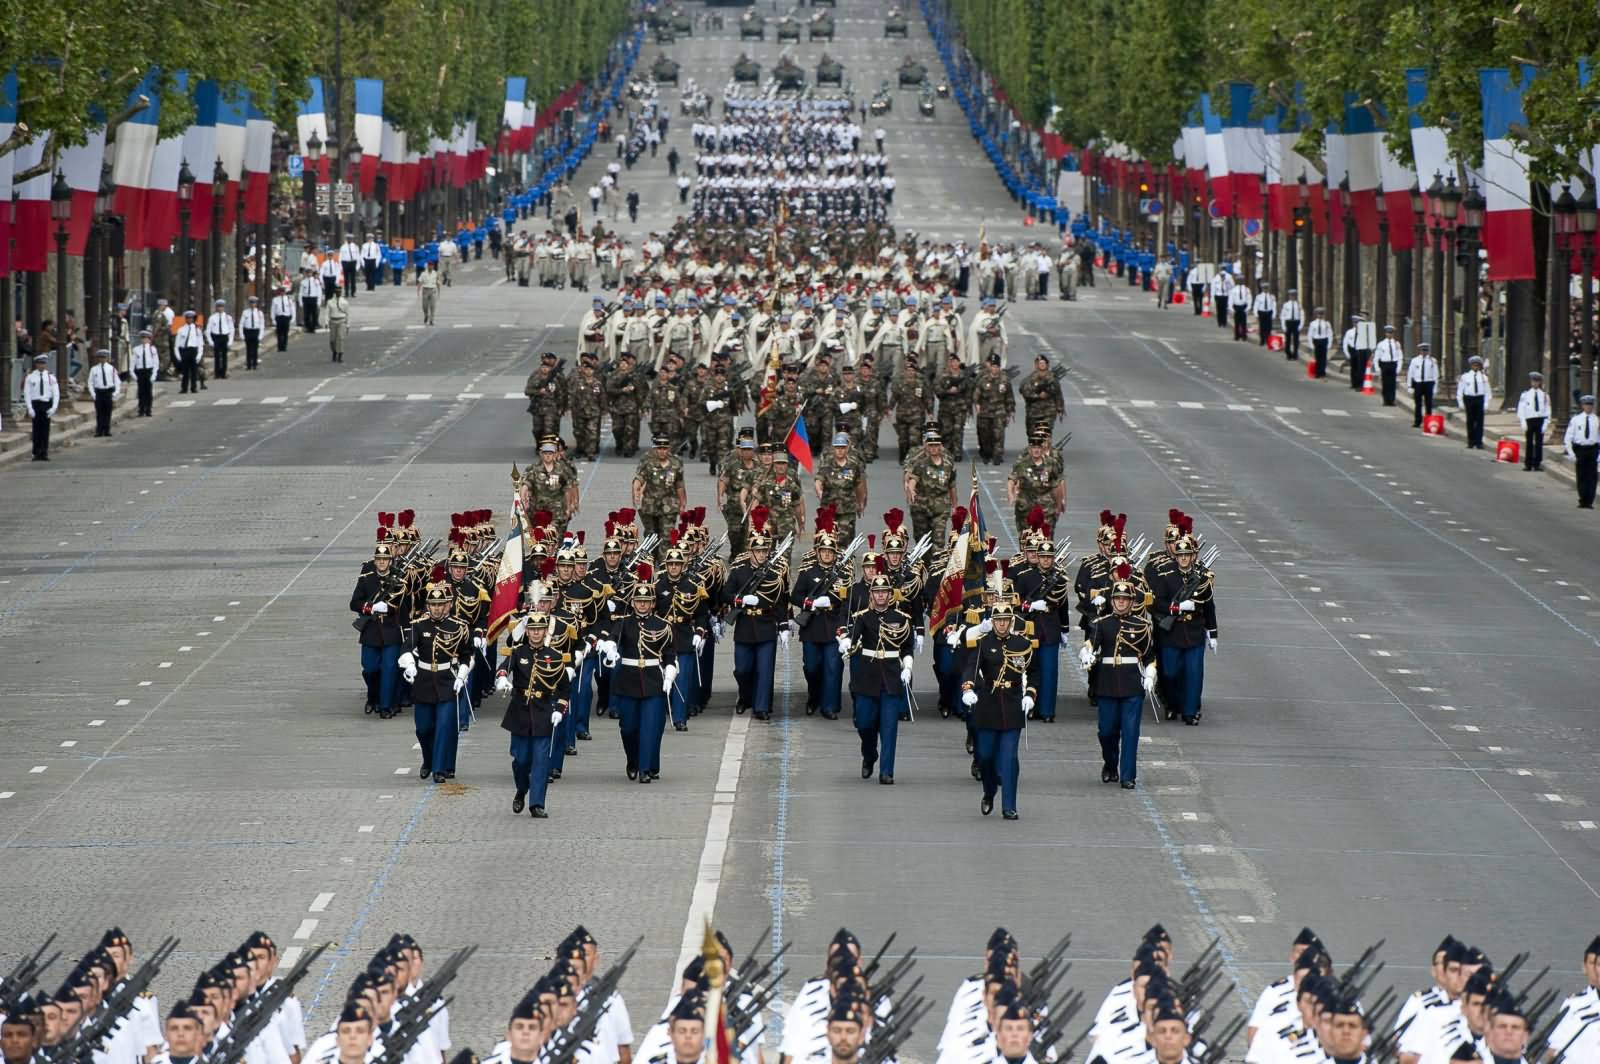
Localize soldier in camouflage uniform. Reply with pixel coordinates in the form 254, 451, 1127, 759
524, 352, 568, 442
973, 352, 1016, 465
890, 355, 930, 464
605, 351, 647, 456
719, 430, 761, 557
632, 432, 688, 542
528, 436, 579, 541
648, 362, 688, 453
700, 362, 738, 474
903, 427, 959, 546
799, 348, 842, 445
835, 362, 868, 455
750, 448, 805, 566
764, 372, 803, 446
1018, 353, 1065, 439
682, 363, 711, 459
1007, 428, 1065, 537
568, 354, 607, 459
855, 354, 886, 460
935, 353, 976, 460
813, 431, 867, 542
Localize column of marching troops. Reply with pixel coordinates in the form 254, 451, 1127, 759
350, 482, 1225, 820
3, 917, 1594, 1064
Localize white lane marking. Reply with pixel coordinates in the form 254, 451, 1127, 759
308, 892, 335, 912
358, 825, 375, 833
170, 400, 195, 407
1275, 405, 1301, 413
1322, 408, 1349, 417
115, 698, 130, 706
60, 741, 77, 748
30, 766, 47, 774
405, 393, 433, 401
358, 394, 385, 402
1081, 398, 1109, 406
262, 396, 288, 404
308, 395, 335, 403
279, 947, 303, 967
88, 720, 105, 727
1178, 401, 1204, 409
214, 398, 241, 406
293, 918, 319, 939
673, 714, 751, 977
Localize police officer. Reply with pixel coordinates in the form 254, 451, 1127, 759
206, 299, 235, 379
726, 519, 788, 721
271, 285, 296, 351
1516, 371, 1550, 472
23, 352, 60, 461
1456, 355, 1492, 450
840, 572, 915, 784
496, 609, 570, 817
130, 328, 160, 416
1081, 568, 1157, 788
1373, 325, 1404, 405
1306, 307, 1334, 378
175, 310, 205, 393
1149, 534, 1216, 726
597, 573, 675, 781
87, 349, 122, 437
1279, 289, 1304, 359
961, 600, 1034, 818
398, 582, 474, 783
1407, 341, 1440, 427
1563, 395, 1600, 508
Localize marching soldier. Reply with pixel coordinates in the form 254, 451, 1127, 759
633, 434, 688, 542
648, 363, 687, 453
814, 434, 867, 543
1074, 512, 1118, 640
397, 581, 474, 783
326, 288, 349, 362
935, 354, 974, 460
525, 352, 568, 442
916, 299, 961, 367
496, 609, 571, 818
750, 450, 806, 563
1081, 566, 1157, 788
579, 298, 611, 360
1006, 430, 1064, 540
725, 514, 788, 721
350, 541, 405, 718
701, 362, 737, 473
1149, 533, 1216, 725
130, 328, 160, 416
891, 355, 930, 464
607, 351, 647, 457
793, 517, 849, 720
569, 355, 607, 460
973, 353, 1015, 466
903, 428, 958, 547
719, 432, 760, 558
966, 298, 1006, 365
840, 570, 916, 785
656, 548, 711, 732
529, 438, 579, 540
960, 600, 1035, 817
595, 573, 675, 781
1017, 354, 1063, 438
1011, 517, 1070, 723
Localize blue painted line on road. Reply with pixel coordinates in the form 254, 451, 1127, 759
766, 638, 795, 1042
971, 465, 1251, 1004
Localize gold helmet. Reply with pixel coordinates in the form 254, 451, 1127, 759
425, 581, 454, 604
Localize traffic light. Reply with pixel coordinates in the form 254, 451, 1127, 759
1139, 181, 1151, 194
1294, 215, 1306, 231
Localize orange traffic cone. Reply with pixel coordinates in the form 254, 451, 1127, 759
1201, 295, 1212, 318
1361, 359, 1376, 396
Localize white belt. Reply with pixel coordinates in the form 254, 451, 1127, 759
416, 661, 456, 672
1100, 656, 1139, 666
619, 657, 661, 667
860, 648, 899, 659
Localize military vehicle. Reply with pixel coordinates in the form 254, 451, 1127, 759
739, 10, 764, 39
773, 54, 806, 90
669, 7, 692, 34
652, 54, 680, 84
776, 14, 800, 41
809, 10, 834, 40
884, 8, 908, 37
897, 56, 926, 86
869, 82, 892, 115
815, 53, 844, 86
918, 85, 935, 116
733, 54, 761, 83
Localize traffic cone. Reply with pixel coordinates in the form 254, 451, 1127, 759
1201, 295, 1212, 318
1361, 359, 1376, 396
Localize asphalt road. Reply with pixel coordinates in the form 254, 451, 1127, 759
2, 1, 1597, 1057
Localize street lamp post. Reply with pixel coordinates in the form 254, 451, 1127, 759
1436, 174, 1461, 386
1375, 191, 1389, 333
339, 136, 362, 249
95, 165, 116, 354
1457, 182, 1485, 378
1295, 174, 1310, 304
305, 130, 323, 249
1577, 180, 1598, 398
1553, 184, 1578, 424
51, 171, 73, 390
211, 158, 227, 312
177, 159, 196, 315
1409, 181, 1426, 354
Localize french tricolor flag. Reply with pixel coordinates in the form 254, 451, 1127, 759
181, 80, 219, 241
242, 91, 274, 227
1377, 105, 1417, 252
1200, 92, 1230, 216
1324, 117, 1348, 245
354, 78, 383, 197
380, 121, 406, 201
1341, 94, 1383, 246
1479, 66, 1538, 282
214, 85, 247, 234
1180, 102, 1206, 207
503, 77, 527, 157
297, 77, 329, 181
111, 71, 163, 253
1222, 82, 1265, 221
59, 124, 106, 256
0, 70, 16, 274
1263, 110, 1288, 232
140, 71, 189, 255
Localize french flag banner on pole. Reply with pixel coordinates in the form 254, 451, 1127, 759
242, 90, 274, 227
141, 71, 189, 255
0, 70, 15, 274
380, 121, 406, 202
503, 77, 527, 155
1324, 116, 1348, 245
1223, 82, 1265, 222
1376, 100, 1417, 252
1264, 110, 1289, 232
214, 85, 247, 235
297, 76, 329, 181
354, 78, 383, 197
1200, 92, 1231, 217
1479, 66, 1538, 282
1181, 102, 1207, 207
60, 124, 106, 256
1342, 94, 1383, 246
181, 80, 219, 241
111, 70, 163, 253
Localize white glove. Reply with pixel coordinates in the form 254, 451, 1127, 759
607, 598, 619, 613
370, 600, 389, 614
812, 594, 831, 609
452, 672, 468, 693
961, 688, 978, 707
839, 401, 857, 413
551, 710, 564, 727
779, 629, 791, 646
565, 666, 576, 681
914, 633, 924, 654
742, 593, 759, 606
836, 635, 851, 654
1141, 663, 1157, 693
1207, 635, 1218, 651
692, 633, 705, 652
397, 652, 416, 671
946, 625, 963, 648
975, 618, 993, 635
1030, 598, 1047, 612
1178, 599, 1196, 612
511, 616, 529, 643
1091, 594, 1105, 607
663, 664, 679, 689
403, 666, 418, 683
1060, 633, 1072, 647
899, 666, 913, 687
473, 636, 487, 651
1021, 695, 1035, 713
1078, 643, 1094, 668
494, 674, 513, 693
705, 399, 725, 412
901, 655, 914, 673
597, 639, 617, 659
603, 652, 620, 669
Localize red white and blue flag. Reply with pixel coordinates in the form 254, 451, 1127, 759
785, 416, 814, 473
1479, 67, 1537, 282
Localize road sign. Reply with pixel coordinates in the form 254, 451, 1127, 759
287, 154, 304, 179
1139, 197, 1163, 216
333, 181, 356, 217
313, 182, 331, 217
1242, 218, 1264, 239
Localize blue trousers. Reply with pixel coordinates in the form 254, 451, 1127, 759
1160, 643, 1206, 721
414, 700, 459, 776
360, 644, 400, 710
1033, 643, 1060, 721
734, 640, 776, 714
549, 708, 573, 775
573, 655, 596, 734
509, 734, 552, 808
934, 642, 961, 716
695, 638, 715, 711
1096, 695, 1143, 782
974, 727, 1021, 811
853, 689, 905, 775
802, 641, 842, 715
669, 651, 697, 726
612, 693, 667, 774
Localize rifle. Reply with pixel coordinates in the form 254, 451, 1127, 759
857, 988, 933, 1064
859, 933, 897, 983
793, 531, 865, 627
541, 937, 643, 1064
624, 532, 661, 570
725, 531, 794, 625
1192, 1013, 1246, 1064
205, 943, 330, 1064
0, 934, 60, 1015
374, 946, 478, 1064
47, 937, 179, 1064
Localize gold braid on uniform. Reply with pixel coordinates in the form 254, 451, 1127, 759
523, 654, 568, 701
990, 640, 1033, 693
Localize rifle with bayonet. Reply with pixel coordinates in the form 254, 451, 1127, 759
0, 934, 60, 1015
541, 937, 642, 1064
47, 937, 179, 1064
793, 531, 865, 627
206, 943, 330, 1064
725, 531, 795, 626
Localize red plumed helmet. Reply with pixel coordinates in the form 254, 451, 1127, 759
451, 512, 464, 527
636, 561, 654, 582
1099, 508, 1114, 527
867, 534, 876, 549
750, 505, 770, 533
883, 507, 905, 532
541, 556, 557, 578
1168, 508, 1183, 525
604, 520, 615, 538
985, 559, 997, 574
532, 510, 553, 528
378, 511, 395, 528
576, 530, 586, 544
875, 555, 888, 573
816, 506, 836, 534
431, 562, 446, 581
618, 507, 637, 524
1026, 505, 1045, 530
693, 506, 706, 524
1042, 523, 1053, 538
680, 510, 692, 524
669, 528, 680, 545
398, 509, 414, 529
1178, 515, 1194, 535
1116, 562, 1132, 580
376, 528, 391, 541
950, 506, 968, 531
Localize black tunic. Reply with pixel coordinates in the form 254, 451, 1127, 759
966, 630, 1036, 730
845, 606, 914, 696
499, 643, 571, 737
1148, 564, 1217, 649
1085, 612, 1156, 699
601, 614, 675, 698
350, 569, 404, 647
403, 615, 474, 703
724, 560, 788, 643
